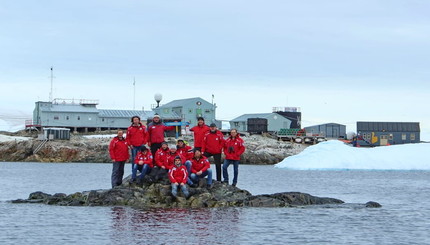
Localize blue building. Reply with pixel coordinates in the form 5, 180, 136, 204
304, 123, 346, 139
153, 97, 216, 127
230, 113, 292, 133
30, 99, 180, 132
356, 121, 420, 146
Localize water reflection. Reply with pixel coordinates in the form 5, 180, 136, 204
110, 207, 241, 244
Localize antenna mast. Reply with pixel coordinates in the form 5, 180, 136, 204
49, 66, 54, 102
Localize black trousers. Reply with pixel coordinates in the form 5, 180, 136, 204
111, 161, 125, 188
204, 152, 222, 181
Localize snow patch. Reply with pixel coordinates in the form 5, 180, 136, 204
0, 134, 31, 143
275, 140, 430, 170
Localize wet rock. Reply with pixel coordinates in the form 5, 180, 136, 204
365, 201, 382, 208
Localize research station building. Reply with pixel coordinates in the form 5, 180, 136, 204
356, 121, 420, 146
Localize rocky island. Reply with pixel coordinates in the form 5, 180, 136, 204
12, 173, 381, 209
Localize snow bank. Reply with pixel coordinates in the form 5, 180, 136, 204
275, 140, 430, 170
82, 134, 116, 139
0, 134, 31, 143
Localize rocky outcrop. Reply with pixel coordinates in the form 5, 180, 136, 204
0, 134, 305, 164
11, 174, 380, 209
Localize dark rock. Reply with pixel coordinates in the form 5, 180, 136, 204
10, 174, 379, 209
365, 201, 382, 208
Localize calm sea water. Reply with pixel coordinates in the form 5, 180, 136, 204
0, 162, 429, 245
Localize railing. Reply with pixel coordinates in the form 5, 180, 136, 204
33, 139, 48, 154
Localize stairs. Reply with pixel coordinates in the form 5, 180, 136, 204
33, 139, 48, 154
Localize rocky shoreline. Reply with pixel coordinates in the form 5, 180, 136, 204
0, 133, 305, 164
11, 173, 381, 209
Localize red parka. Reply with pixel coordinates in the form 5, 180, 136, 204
109, 136, 129, 162
154, 147, 170, 168
190, 155, 210, 174
147, 122, 174, 145
177, 145, 193, 160
169, 165, 188, 184
165, 152, 186, 170
202, 130, 224, 154
134, 150, 153, 168
126, 123, 148, 147
190, 124, 210, 148
223, 135, 245, 160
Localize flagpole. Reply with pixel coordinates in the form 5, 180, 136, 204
133, 77, 136, 110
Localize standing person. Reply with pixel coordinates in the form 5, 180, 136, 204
168, 156, 190, 199
131, 146, 153, 184
222, 129, 245, 187
109, 130, 129, 188
190, 117, 209, 151
202, 123, 224, 181
147, 115, 175, 157
126, 116, 148, 171
189, 148, 213, 188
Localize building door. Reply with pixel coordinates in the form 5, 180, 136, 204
332, 127, 339, 138
380, 135, 388, 146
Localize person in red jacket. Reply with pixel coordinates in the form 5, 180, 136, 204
109, 130, 129, 188
147, 115, 175, 158
176, 139, 194, 184
168, 156, 190, 199
189, 148, 213, 188
130, 146, 153, 184
202, 123, 225, 181
176, 139, 193, 160
127, 116, 148, 171
190, 117, 210, 150
165, 145, 186, 170
153, 142, 170, 180
222, 129, 245, 187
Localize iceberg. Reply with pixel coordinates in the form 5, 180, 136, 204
275, 140, 430, 170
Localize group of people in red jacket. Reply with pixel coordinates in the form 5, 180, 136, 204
109, 115, 245, 199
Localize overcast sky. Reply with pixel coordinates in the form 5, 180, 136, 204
1, 0, 429, 133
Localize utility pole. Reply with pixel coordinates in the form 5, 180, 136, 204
49, 66, 54, 102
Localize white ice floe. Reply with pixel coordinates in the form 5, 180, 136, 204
275, 140, 430, 170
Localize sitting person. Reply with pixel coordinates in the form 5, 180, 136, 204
189, 148, 213, 188
130, 146, 153, 184
152, 142, 170, 180
176, 139, 193, 161
165, 145, 186, 170
168, 156, 190, 199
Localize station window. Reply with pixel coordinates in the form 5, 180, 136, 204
205, 109, 211, 113
389, 134, 393, 140
78, 116, 81, 120
54, 116, 59, 120
66, 116, 69, 120
410, 133, 416, 141
102, 118, 105, 122
401, 133, 406, 140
